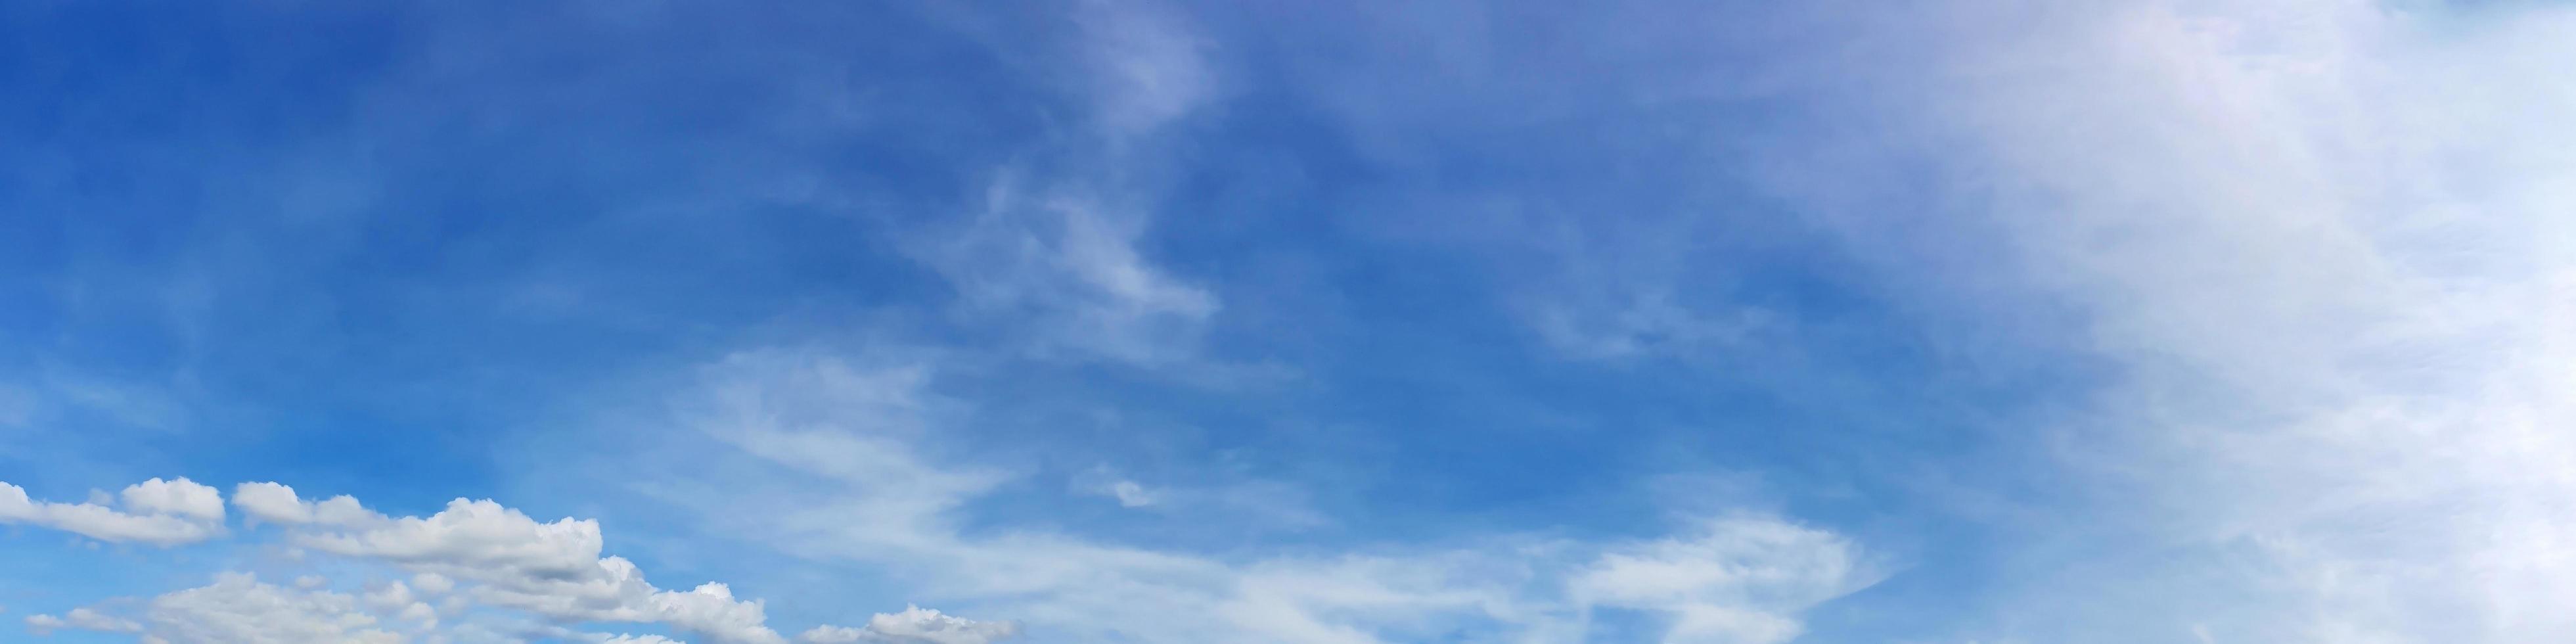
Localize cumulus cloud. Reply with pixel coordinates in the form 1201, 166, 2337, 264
119, 478, 225, 523
0, 478, 225, 545
1572, 517, 1872, 644
800, 605, 1021, 644
24, 607, 141, 635
411, 572, 455, 595
30, 575, 420, 643
29, 480, 1013, 644
141, 572, 404, 644
252, 486, 786, 644
295, 497, 614, 584
230, 481, 372, 526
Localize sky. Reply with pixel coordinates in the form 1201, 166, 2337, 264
1, 0, 2571, 643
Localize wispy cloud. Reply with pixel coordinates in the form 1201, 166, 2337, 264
593, 347, 1879, 643
913, 178, 1220, 367
1754, 1, 2576, 640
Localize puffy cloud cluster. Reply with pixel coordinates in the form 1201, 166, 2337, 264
798, 606, 1021, 644
24, 608, 141, 635
28, 572, 413, 643
231, 481, 375, 526
1570, 518, 1867, 643
260, 486, 796, 644
0, 478, 225, 545
9, 477, 1013, 644
141, 572, 411, 644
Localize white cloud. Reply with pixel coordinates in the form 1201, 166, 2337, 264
1524, 290, 1770, 362
413, 572, 456, 595
120, 478, 225, 523
0, 478, 225, 545
1571, 517, 1872, 644
798, 625, 869, 643
916, 180, 1219, 365
141, 573, 402, 644
652, 583, 786, 644
1750, 0, 2576, 641
7, 357, 1868, 644
1073, 467, 1159, 508
277, 495, 788, 643
31, 480, 1006, 644
296, 497, 614, 584
231, 481, 373, 526
621, 350, 1876, 643
221, 483, 819, 643
24, 607, 142, 635
30, 574, 403, 643
1073, 0, 1212, 137
592, 635, 684, 644
800, 605, 1021, 644
361, 579, 438, 630
1102, 480, 1156, 508
1069, 465, 1328, 531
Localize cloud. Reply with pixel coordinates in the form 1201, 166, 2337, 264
119, 477, 225, 523
896, 1, 1231, 371
1740, 0, 2576, 641
914, 179, 1220, 366
614, 348, 1877, 643
24, 607, 141, 635
651, 583, 788, 644
271, 489, 787, 644
1072, 467, 1160, 508
593, 635, 685, 644
411, 572, 456, 595
798, 605, 1021, 644
230, 481, 373, 526
1571, 517, 1872, 644
294, 497, 618, 586
0, 478, 226, 545
133, 572, 407, 644
1102, 480, 1156, 508
1073, 0, 1213, 137
1524, 291, 1771, 362
26, 478, 1014, 644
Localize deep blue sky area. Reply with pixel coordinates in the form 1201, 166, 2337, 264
3, 1, 2567, 643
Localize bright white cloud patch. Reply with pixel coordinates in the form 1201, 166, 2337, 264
0, 478, 225, 546
138, 572, 405, 644
11, 479, 1012, 644
118, 477, 225, 523
273, 488, 796, 644
800, 605, 1022, 644
1571, 517, 1871, 644
24, 607, 141, 635
1748, 0, 2576, 641
230, 481, 371, 526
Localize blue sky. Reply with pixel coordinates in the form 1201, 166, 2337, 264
3, 1, 2573, 643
